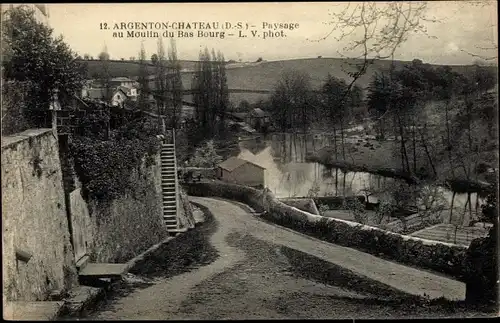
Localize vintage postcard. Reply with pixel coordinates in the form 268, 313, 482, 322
1, 1, 498, 320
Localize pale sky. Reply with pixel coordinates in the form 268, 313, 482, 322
44, 1, 498, 65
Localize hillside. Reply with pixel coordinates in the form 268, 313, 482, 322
80, 58, 496, 104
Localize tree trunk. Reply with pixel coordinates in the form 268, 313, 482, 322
342, 172, 347, 196
444, 100, 455, 178
449, 191, 456, 223
340, 115, 346, 160
333, 126, 338, 160
468, 192, 473, 225
420, 129, 437, 177
335, 168, 339, 196
412, 119, 417, 174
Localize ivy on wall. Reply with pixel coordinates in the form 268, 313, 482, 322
69, 108, 160, 202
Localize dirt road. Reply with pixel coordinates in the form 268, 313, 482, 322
86, 197, 489, 320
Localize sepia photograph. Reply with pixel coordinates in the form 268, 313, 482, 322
1, 1, 498, 320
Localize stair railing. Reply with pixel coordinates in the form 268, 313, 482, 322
172, 128, 181, 229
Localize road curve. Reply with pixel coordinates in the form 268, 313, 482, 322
93, 197, 465, 320
189, 197, 465, 301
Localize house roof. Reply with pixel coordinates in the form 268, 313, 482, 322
250, 108, 270, 117
217, 156, 265, 172
111, 77, 134, 82
86, 88, 106, 100
227, 112, 247, 120
117, 85, 133, 94
113, 88, 128, 96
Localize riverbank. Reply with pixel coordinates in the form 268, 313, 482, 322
306, 142, 495, 194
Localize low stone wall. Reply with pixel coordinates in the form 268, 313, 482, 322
183, 181, 265, 213
179, 167, 216, 180
177, 188, 196, 230
385, 212, 442, 234
280, 198, 320, 215
313, 196, 365, 210
184, 181, 468, 281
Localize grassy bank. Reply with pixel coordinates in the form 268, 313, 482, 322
307, 140, 495, 194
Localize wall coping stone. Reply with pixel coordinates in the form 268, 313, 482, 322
1, 128, 53, 150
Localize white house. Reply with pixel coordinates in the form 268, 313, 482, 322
117, 86, 138, 102
110, 88, 128, 107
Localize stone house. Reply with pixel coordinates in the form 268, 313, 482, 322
216, 157, 266, 188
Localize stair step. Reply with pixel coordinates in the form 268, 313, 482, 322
164, 219, 178, 223
167, 228, 188, 233
163, 210, 177, 215
162, 144, 175, 147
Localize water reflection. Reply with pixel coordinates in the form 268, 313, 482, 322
237, 133, 484, 219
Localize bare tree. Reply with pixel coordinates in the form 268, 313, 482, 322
167, 38, 183, 129
137, 41, 149, 111
98, 45, 112, 102
312, 2, 436, 120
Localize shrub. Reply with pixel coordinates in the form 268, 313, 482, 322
70, 114, 160, 202
343, 197, 367, 224
318, 204, 330, 215
188, 140, 223, 168
462, 225, 498, 306
375, 199, 394, 224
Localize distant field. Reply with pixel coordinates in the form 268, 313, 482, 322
80, 58, 495, 104
409, 223, 490, 246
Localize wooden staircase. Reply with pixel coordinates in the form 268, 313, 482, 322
160, 129, 182, 233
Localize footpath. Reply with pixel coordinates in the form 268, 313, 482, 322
190, 197, 466, 301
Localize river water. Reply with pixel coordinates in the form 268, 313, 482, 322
236, 133, 483, 223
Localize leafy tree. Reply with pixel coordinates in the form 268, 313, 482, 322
188, 140, 223, 168
98, 49, 110, 61
237, 100, 251, 112
151, 53, 158, 65
2, 5, 86, 127
256, 57, 263, 62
